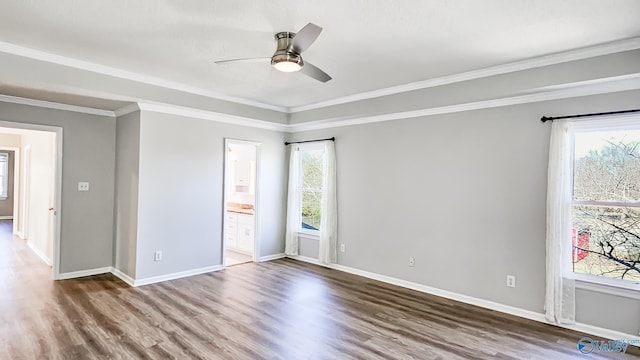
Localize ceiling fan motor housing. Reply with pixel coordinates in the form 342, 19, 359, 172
271, 32, 303, 71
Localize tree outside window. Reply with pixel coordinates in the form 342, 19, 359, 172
300, 146, 324, 232
572, 130, 640, 283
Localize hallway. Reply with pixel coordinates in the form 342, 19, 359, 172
0, 220, 55, 354
0, 219, 51, 280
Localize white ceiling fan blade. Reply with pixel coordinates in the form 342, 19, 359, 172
300, 61, 332, 82
214, 57, 270, 65
290, 23, 322, 54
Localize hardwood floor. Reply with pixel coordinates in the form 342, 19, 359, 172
1, 220, 638, 359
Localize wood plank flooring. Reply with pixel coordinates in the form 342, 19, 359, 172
1, 220, 638, 359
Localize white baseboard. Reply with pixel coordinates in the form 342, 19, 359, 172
289, 255, 322, 265
0, 215, 13, 220
131, 265, 224, 287
110, 267, 135, 287
61, 265, 225, 288
287, 256, 640, 345
27, 241, 51, 266
58, 266, 112, 280
259, 253, 286, 262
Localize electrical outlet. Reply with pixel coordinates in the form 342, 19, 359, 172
340, 244, 345, 253
154, 251, 162, 262
506, 275, 516, 288
409, 257, 415, 267
78, 182, 90, 191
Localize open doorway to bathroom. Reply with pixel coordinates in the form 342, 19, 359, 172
223, 139, 260, 266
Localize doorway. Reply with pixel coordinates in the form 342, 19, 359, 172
223, 139, 260, 267
0, 121, 61, 279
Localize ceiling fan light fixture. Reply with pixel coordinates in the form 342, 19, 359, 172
271, 53, 303, 72
216, 25, 331, 82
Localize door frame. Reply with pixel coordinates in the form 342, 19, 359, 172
0, 146, 20, 227
222, 138, 261, 266
0, 120, 63, 280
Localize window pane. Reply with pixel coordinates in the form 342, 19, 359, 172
574, 130, 640, 202
301, 149, 324, 190
572, 205, 640, 282
301, 190, 322, 231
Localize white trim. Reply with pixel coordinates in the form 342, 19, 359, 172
287, 256, 640, 345
0, 41, 286, 113
131, 265, 224, 287
138, 103, 287, 132
57, 266, 111, 280
52, 128, 63, 281
27, 240, 52, 266
289, 37, 640, 112
0, 94, 116, 117
110, 267, 136, 287
0, 74, 636, 136
20, 145, 30, 243
1, 75, 636, 135
1, 146, 21, 235
0, 216, 13, 220
286, 75, 640, 132
576, 280, 640, 300
289, 255, 322, 265
259, 253, 286, 262
0, 120, 63, 281
0, 38, 636, 118
114, 103, 140, 117
298, 230, 320, 239
222, 138, 262, 266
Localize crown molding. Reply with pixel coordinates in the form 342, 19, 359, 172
2, 38, 638, 117
0, 41, 287, 113
113, 103, 141, 117
5, 73, 637, 133
286, 73, 640, 132
135, 103, 288, 132
288, 37, 640, 113
0, 94, 116, 117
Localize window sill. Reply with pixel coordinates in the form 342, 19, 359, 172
297, 231, 320, 240
574, 276, 640, 300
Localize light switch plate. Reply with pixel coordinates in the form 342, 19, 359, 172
78, 182, 90, 191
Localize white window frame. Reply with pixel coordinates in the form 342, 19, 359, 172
297, 142, 325, 237
0, 152, 8, 200
567, 117, 640, 296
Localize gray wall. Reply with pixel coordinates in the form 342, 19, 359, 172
0, 102, 116, 273
133, 111, 287, 279
0, 52, 287, 125
114, 111, 141, 278
0, 150, 15, 216
287, 90, 640, 336
289, 50, 640, 124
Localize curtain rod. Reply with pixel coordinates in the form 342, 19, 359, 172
540, 109, 640, 123
284, 137, 335, 145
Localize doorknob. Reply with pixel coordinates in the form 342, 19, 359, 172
48, 208, 55, 211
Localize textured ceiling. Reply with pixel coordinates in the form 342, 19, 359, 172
0, 0, 639, 109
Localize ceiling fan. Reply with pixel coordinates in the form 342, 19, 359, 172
215, 23, 332, 83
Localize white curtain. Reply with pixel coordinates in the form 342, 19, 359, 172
545, 119, 575, 325
284, 145, 301, 256
319, 140, 338, 264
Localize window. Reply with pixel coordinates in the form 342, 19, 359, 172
571, 126, 640, 287
0, 153, 8, 200
299, 143, 325, 233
